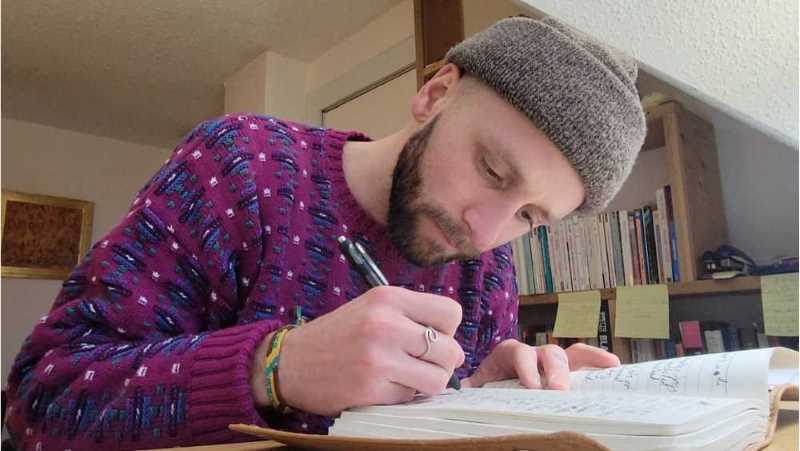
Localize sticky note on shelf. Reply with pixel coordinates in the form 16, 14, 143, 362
614, 285, 669, 339
553, 291, 601, 338
761, 273, 799, 337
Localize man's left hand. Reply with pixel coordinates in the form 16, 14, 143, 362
460, 340, 620, 389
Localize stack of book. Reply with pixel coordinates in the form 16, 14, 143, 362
511, 185, 680, 295
622, 322, 797, 363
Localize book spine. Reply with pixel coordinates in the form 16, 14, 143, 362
598, 213, 609, 288
597, 301, 612, 352
541, 227, 554, 293
634, 209, 648, 284
664, 186, 680, 282
642, 207, 657, 283
642, 207, 658, 283
610, 212, 626, 286
533, 229, 545, 294
619, 210, 634, 287
656, 188, 674, 283
628, 212, 641, 285
603, 212, 617, 288
653, 209, 665, 283
521, 232, 535, 294
704, 330, 725, 354
552, 224, 564, 292
566, 218, 578, 292
560, 223, 572, 292
590, 216, 601, 289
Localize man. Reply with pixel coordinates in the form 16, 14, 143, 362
5, 16, 645, 449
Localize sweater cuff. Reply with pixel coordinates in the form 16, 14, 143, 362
187, 320, 281, 445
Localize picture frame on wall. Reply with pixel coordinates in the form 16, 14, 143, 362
1, 190, 94, 280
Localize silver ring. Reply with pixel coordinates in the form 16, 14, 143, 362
418, 327, 439, 359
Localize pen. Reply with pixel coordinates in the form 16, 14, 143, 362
337, 235, 461, 391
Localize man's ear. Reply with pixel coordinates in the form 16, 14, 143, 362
410, 63, 462, 124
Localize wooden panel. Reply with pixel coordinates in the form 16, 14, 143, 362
678, 106, 728, 279
414, 0, 464, 88
641, 116, 665, 151
662, 104, 698, 281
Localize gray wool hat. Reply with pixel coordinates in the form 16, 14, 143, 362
445, 16, 646, 214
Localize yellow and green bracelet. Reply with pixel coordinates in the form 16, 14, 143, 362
263, 325, 295, 411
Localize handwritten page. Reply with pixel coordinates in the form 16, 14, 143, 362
553, 291, 601, 338
761, 273, 799, 336
569, 348, 800, 406
614, 285, 669, 338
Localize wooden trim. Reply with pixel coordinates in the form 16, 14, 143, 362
423, 60, 446, 78
414, 0, 464, 89
413, 0, 426, 89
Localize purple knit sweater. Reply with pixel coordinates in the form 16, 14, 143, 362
5, 114, 519, 450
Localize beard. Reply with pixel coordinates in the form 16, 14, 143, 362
387, 114, 480, 267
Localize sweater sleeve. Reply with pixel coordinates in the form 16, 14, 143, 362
4, 115, 283, 450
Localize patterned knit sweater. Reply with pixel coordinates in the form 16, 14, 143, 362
5, 114, 519, 450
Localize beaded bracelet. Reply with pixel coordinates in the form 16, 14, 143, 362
263, 325, 295, 411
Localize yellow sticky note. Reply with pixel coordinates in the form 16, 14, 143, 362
553, 291, 601, 338
761, 273, 799, 337
614, 285, 669, 339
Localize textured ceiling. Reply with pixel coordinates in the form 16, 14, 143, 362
2, 0, 403, 148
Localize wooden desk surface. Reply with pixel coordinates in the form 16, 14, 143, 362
150, 402, 799, 451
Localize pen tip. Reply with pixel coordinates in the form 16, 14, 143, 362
337, 236, 347, 244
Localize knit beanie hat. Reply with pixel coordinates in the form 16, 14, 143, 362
445, 16, 646, 214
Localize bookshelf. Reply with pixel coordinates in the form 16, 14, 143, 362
519, 276, 764, 306
414, 4, 797, 363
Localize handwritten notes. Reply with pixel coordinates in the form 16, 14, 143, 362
553, 291, 601, 337
761, 273, 799, 336
614, 285, 669, 339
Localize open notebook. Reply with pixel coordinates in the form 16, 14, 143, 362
231, 347, 798, 451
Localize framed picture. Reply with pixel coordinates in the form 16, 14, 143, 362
1, 190, 94, 280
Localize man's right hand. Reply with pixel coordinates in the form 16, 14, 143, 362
273, 286, 465, 416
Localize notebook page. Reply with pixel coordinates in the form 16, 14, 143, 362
350, 388, 757, 436
568, 348, 796, 405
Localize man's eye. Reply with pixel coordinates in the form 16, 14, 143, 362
483, 158, 502, 182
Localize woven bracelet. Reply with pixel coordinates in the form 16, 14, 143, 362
263, 325, 295, 411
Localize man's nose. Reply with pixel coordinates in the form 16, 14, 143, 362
462, 200, 519, 252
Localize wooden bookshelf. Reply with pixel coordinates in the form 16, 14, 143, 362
519, 275, 766, 306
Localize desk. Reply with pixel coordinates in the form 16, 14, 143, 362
151, 402, 799, 450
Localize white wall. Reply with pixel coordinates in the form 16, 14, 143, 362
516, 0, 799, 263
517, 0, 799, 148
1, 119, 171, 382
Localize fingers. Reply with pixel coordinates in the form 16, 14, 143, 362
537, 345, 570, 390
565, 343, 621, 370
390, 354, 456, 397
509, 341, 543, 389
367, 286, 462, 336
399, 319, 464, 369
370, 381, 417, 406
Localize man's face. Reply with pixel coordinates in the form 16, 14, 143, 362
387, 77, 585, 267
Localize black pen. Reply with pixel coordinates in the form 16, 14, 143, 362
337, 235, 461, 391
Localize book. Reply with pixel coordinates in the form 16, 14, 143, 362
656, 187, 674, 283
679, 320, 704, 352
618, 210, 635, 287
597, 301, 612, 352
328, 348, 798, 451
663, 185, 680, 281
633, 209, 650, 285
704, 329, 725, 353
